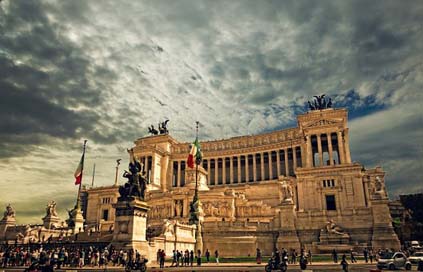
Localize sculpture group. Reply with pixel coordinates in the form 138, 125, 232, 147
308, 94, 332, 110
118, 148, 147, 200
148, 119, 169, 135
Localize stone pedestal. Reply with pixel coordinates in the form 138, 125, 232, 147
0, 217, 16, 240
185, 166, 209, 191
371, 199, 400, 250
42, 215, 61, 229
276, 203, 301, 250
112, 198, 150, 255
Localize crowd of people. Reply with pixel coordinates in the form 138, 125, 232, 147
156, 248, 220, 268
0, 244, 146, 269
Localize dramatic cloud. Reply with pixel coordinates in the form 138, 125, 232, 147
0, 0, 422, 223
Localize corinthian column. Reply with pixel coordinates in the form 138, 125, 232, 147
268, 152, 273, 179
317, 134, 323, 166
344, 129, 352, 163
306, 135, 312, 168
284, 149, 289, 176
337, 131, 346, 164
293, 147, 297, 171
327, 133, 334, 165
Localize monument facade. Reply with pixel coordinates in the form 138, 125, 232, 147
82, 103, 400, 255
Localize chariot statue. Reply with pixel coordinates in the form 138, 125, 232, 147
307, 94, 333, 111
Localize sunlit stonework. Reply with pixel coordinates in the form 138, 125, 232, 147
0, 105, 400, 258
83, 106, 399, 255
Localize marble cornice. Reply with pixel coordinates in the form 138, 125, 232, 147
295, 163, 363, 178
297, 108, 348, 123
170, 128, 304, 157
170, 139, 304, 160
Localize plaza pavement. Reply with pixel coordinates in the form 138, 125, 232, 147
0, 261, 419, 272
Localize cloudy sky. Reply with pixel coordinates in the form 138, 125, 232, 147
0, 0, 422, 224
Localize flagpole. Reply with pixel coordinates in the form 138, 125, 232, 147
76, 140, 87, 209
91, 163, 96, 187
195, 121, 199, 194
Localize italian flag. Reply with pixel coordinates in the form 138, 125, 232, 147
187, 138, 202, 169
74, 153, 85, 185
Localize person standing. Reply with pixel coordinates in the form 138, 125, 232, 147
332, 249, 338, 263
363, 248, 368, 263
256, 248, 262, 264
205, 249, 210, 262
350, 249, 356, 263
308, 249, 312, 264
417, 259, 423, 271
171, 250, 176, 267
189, 250, 194, 267
214, 250, 219, 264
159, 250, 165, 269
196, 250, 202, 266
340, 254, 348, 272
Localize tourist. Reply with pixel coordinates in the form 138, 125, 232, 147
418, 259, 423, 271
363, 248, 368, 263
299, 252, 307, 270
215, 249, 219, 264
156, 249, 161, 264
196, 249, 202, 266
184, 249, 189, 266
274, 249, 281, 266
307, 249, 312, 264
176, 250, 181, 266
256, 248, 262, 264
291, 249, 297, 264
205, 248, 210, 262
340, 254, 348, 272
159, 249, 165, 268
171, 249, 176, 267
332, 248, 338, 263
350, 249, 356, 263
189, 250, 194, 266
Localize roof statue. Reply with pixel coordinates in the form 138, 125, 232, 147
308, 94, 333, 111
2, 203, 15, 220
148, 119, 169, 135
45, 201, 58, 217
158, 119, 169, 134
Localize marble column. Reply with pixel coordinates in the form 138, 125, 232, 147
260, 153, 265, 181
237, 155, 241, 183
344, 129, 352, 163
317, 134, 323, 167
222, 158, 226, 184
207, 160, 211, 185
337, 131, 346, 164
253, 154, 257, 181
177, 161, 181, 187
245, 155, 249, 182
284, 149, 289, 176
268, 152, 273, 179
276, 150, 281, 177
145, 156, 150, 183
229, 157, 234, 184
306, 135, 313, 168
292, 147, 297, 171
214, 158, 219, 185
327, 133, 334, 165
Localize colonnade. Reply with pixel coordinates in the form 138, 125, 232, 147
172, 146, 302, 187
305, 130, 351, 167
